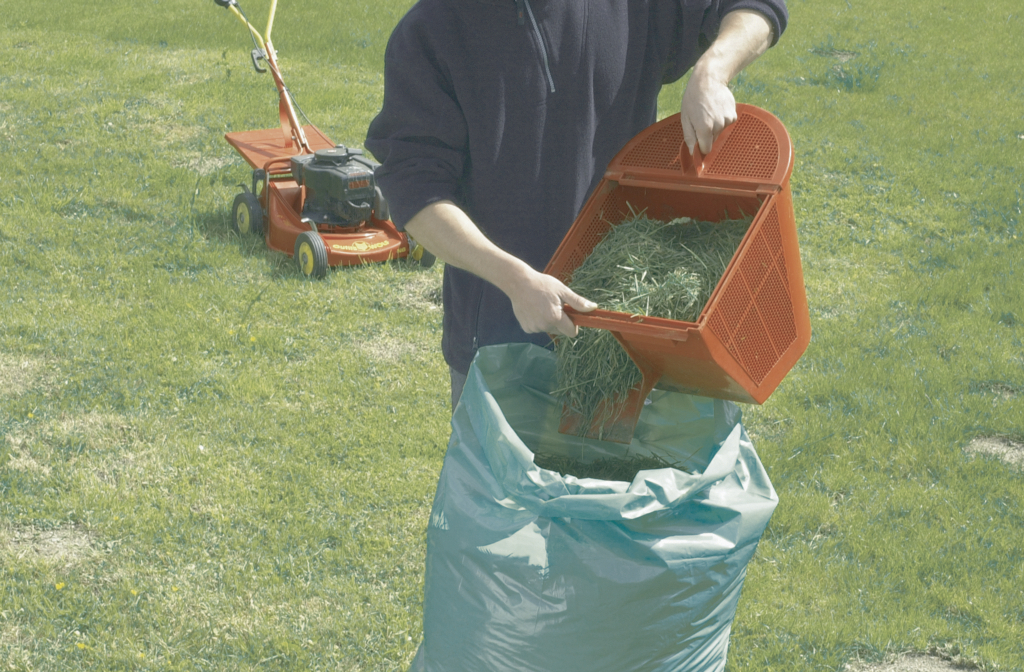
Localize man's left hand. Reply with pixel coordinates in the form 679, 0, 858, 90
679, 9, 774, 157
681, 69, 737, 156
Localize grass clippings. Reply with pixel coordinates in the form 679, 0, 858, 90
844, 643, 986, 672
554, 209, 751, 432
359, 332, 421, 363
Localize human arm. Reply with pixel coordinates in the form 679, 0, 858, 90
680, 9, 775, 155
365, 12, 595, 340
404, 201, 596, 338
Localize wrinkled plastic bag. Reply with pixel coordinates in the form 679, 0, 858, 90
413, 343, 778, 672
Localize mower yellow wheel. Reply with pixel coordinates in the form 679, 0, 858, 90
232, 192, 263, 236
294, 231, 328, 279
408, 237, 437, 268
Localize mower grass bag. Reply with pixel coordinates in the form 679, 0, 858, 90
416, 343, 778, 672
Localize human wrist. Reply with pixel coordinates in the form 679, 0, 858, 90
692, 51, 733, 88
491, 255, 538, 302
694, 10, 773, 85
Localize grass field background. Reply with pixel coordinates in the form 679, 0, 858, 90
1, 0, 1022, 670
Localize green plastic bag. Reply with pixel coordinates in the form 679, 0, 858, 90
415, 343, 777, 672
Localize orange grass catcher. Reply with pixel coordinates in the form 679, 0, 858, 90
545, 105, 811, 443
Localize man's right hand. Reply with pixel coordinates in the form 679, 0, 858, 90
404, 201, 596, 338
504, 267, 596, 338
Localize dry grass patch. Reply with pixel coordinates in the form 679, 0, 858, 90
4, 412, 139, 479
121, 46, 221, 88
1, 525, 95, 564
53, 411, 135, 440
981, 382, 1019, 400
845, 656, 971, 672
394, 272, 443, 313
358, 333, 421, 364
136, 120, 207, 147
0, 354, 48, 398
965, 435, 1024, 468
5, 434, 51, 477
845, 645, 983, 672
49, 411, 140, 463
0, 626, 32, 669
171, 154, 235, 176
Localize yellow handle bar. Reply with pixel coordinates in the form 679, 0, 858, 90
266, 0, 278, 42
225, 2, 268, 53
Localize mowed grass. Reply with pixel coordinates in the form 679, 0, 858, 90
1, 0, 1022, 670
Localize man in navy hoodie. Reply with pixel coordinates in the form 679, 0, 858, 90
366, 0, 788, 407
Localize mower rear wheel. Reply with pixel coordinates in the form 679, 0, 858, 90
409, 237, 437, 269
232, 192, 264, 236
295, 231, 329, 279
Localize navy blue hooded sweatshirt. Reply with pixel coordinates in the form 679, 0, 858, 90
366, 0, 787, 375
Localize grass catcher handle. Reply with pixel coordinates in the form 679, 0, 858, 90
678, 143, 705, 177
563, 306, 692, 341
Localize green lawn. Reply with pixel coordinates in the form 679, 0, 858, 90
1, 0, 1022, 670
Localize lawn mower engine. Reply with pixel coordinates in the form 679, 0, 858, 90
290, 145, 387, 226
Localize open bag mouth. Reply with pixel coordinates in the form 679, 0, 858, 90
455, 343, 777, 521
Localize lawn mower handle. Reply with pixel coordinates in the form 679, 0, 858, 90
212, 0, 309, 154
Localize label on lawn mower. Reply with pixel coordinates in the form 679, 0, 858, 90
332, 240, 391, 252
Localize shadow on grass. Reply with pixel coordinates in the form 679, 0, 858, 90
188, 205, 295, 277
189, 205, 439, 283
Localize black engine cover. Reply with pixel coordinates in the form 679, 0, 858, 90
290, 146, 378, 225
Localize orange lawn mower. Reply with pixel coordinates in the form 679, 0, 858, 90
212, 0, 434, 278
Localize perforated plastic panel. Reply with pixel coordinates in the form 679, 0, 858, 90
705, 113, 779, 181
608, 105, 791, 188
707, 204, 797, 384
619, 123, 685, 170
551, 188, 627, 284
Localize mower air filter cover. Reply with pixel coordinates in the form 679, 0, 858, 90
545, 104, 810, 442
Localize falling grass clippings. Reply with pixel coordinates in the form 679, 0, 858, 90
554, 208, 752, 433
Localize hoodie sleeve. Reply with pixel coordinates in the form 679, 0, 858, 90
365, 12, 468, 231
659, 0, 788, 85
